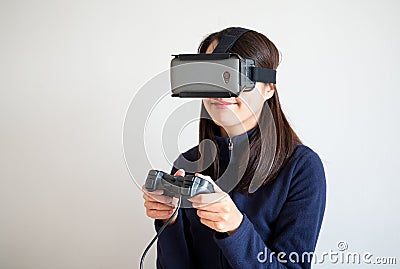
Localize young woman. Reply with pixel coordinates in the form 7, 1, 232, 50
142, 27, 326, 269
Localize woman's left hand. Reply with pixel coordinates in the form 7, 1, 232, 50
188, 173, 243, 235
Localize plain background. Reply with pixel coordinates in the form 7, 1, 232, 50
1, 0, 399, 268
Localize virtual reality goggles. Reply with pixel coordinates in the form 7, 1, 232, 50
170, 27, 277, 98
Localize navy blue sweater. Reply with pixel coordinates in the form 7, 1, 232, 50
154, 129, 326, 269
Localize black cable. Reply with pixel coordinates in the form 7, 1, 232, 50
139, 195, 182, 269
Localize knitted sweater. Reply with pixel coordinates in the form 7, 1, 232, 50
154, 129, 326, 269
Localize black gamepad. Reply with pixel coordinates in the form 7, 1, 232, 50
145, 169, 214, 198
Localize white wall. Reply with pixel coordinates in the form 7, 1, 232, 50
0, 0, 399, 268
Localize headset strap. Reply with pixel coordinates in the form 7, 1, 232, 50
251, 67, 277, 84
213, 27, 277, 84
212, 27, 251, 53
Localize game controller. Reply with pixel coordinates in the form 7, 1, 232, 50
145, 169, 214, 198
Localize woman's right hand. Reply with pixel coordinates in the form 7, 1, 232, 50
142, 169, 185, 225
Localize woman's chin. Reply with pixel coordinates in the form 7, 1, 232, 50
212, 119, 239, 128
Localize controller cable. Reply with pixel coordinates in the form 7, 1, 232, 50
139, 195, 182, 269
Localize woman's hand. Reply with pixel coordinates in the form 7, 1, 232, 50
142, 169, 185, 225
188, 173, 243, 235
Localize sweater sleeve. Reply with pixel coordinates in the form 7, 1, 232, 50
154, 166, 196, 269
214, 149, 326, 269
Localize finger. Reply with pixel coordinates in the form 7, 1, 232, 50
142, 192, 173, 204
188, 192, 226, 205
199, 218, 225, 232
144, 201, 174, 211
174, 169, 185, 177
191, 200, 230, 213
146, 209, 174, 219
195, 173, 223, 193
196, 209, 225, 222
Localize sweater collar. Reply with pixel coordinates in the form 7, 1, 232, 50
215, 126, 257, 145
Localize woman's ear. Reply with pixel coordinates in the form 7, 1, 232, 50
258, 82, 275, 101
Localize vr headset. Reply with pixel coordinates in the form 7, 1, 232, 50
170, 27, 277, 98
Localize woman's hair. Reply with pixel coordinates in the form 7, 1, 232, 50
197, 27, 302, 194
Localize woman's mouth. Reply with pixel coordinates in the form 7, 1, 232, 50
210, 100, 238, 109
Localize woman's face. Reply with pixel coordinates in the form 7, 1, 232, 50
202, 40, 275, 135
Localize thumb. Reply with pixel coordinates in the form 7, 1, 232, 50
195, 173, 223, 193
174, 169, 185, 177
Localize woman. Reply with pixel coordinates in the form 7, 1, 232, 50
142, 27, 326, 269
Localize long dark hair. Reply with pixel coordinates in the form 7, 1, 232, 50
197, 27, 302, 194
